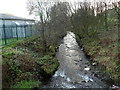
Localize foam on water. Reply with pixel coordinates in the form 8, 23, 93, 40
62, 82, 76, 88
78, 74, 94, 82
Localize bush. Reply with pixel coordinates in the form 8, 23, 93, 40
2, 36, 59, 88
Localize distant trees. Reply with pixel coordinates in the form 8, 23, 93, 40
70, 2, 99, 39
60, 0, 119, 51
95, 1, 120, 30
27, 0, 71, 45
46, 2, 71, 44
27, 0, 119, 45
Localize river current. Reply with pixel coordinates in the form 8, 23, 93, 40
40, 31, 109, 89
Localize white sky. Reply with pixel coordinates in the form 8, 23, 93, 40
0, 0, 34, 19
0, 0, 74, 19
0, 0, 119, 19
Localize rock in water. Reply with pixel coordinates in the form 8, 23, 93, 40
92, 62, 97, 66
84, 67, 90, 71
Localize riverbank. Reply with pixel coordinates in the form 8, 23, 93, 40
2, 36, 59, 88
76, 27, 120, 86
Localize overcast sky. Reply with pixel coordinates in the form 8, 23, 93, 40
0, 0, 84, 19
0, 0, 33, 19
0, 0, 119, 19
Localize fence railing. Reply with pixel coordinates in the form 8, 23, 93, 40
0, 19, 35, 46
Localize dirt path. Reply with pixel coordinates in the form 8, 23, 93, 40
41, 31, 109, 88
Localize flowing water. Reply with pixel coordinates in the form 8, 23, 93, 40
41, 31, 109, 88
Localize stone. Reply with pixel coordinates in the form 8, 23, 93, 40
80, 48, 84, 51
84, 67, 90, 71
92, 62, 97, 66
79, 57, 82, 61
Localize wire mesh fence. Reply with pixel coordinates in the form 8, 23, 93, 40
0, 19, 35, 46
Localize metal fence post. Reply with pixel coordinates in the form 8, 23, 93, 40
30, 25, 32, 36
21, 25, 23, 38
24, 25, 27, 38
2, 20, 7, 45
16, 25, 18, 40
11, 26, 13, 39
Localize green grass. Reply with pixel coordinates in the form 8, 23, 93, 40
11, 80, 40, 88
0, 38, 16, 45
0, 37, 25, 46
2, 38, 26, 49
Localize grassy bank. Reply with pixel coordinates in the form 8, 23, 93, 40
76, 26, 120, 86
0, 37, 24, 46
2, 36, 59, 88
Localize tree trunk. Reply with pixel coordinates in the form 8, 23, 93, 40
118, 11, 120, 30
41, 23, 47, 53
104, 10, 108, 31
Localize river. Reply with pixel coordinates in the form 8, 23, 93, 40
40, 31, 109, 89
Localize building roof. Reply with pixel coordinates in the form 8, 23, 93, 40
0, 14, 34, 21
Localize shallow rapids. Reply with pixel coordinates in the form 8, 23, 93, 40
41, 31, 108, 88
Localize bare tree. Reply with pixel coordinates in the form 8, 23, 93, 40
27, 0, 53, 52
103, 2, 109, 31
